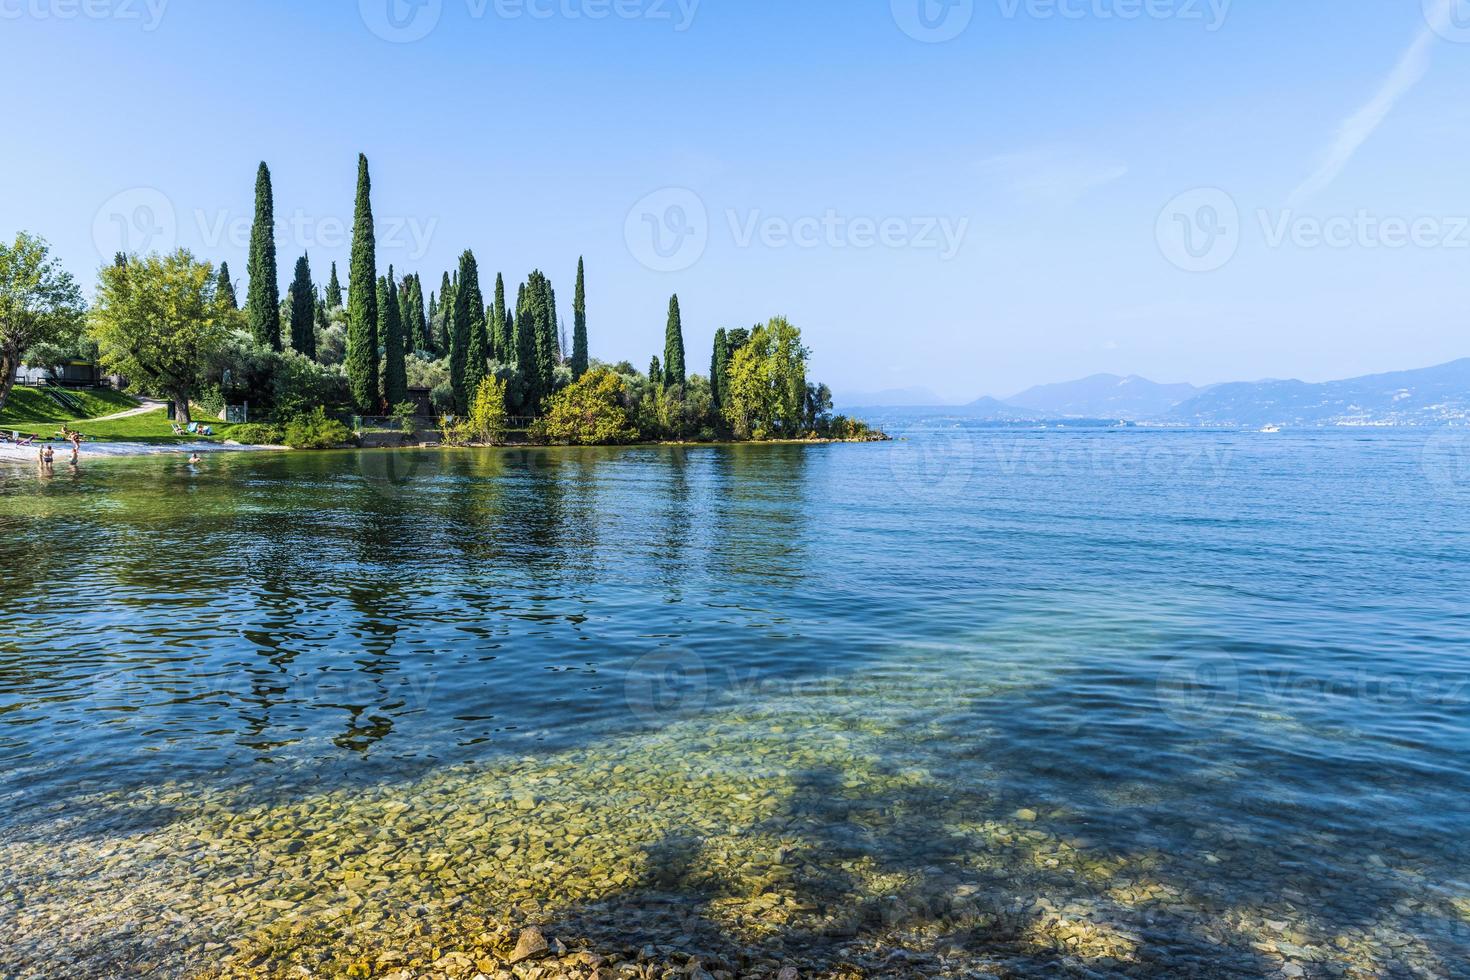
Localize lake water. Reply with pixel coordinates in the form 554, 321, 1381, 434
2, 426, 1468, 977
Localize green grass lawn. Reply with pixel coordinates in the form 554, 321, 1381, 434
0, 387, 241, 444
0, 386, 140, 426
69, 408, 241, 444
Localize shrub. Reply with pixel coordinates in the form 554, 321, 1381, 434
534, 367, 637, 445
284, 407, 352, 450
228, 422, 286, 446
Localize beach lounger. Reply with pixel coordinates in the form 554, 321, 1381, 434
186, 422, 199, 435
172, 423, 185, 435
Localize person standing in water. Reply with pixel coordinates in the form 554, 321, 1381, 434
68, 431, 81, 465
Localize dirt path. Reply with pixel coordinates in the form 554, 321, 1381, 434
88, 399, 166, 422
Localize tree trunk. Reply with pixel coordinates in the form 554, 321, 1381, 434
174, 394, 192, 425
0, 349, 17, 418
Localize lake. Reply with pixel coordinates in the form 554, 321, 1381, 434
1, 426, 1468, 977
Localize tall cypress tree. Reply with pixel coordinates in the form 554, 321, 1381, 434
663, 294, 686, 387
408, 274, 430, 354
649, 355, 663, 389
571, 257, 589, 380
246, 162, 282, 351
711, 327, 729, 411
526, 270, 557, 409
346, 153, 379, 412
514, 282, 538, 413
326, 261, 344, 309
380, 271, 408, 408
490, 273, 508, 363
288, 253, 317, 357
451, 251, 486, 413
217, 261, 239, 310
438, 271, 455, 359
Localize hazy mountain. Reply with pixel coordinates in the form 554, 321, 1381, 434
836, 386, 944, 408
1168, 359, 1470, 426
1006, 374, 1199, 419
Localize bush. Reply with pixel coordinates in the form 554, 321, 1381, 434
534, 367, 637, 445
284, 408, 352, 450
228, 422, 286, 446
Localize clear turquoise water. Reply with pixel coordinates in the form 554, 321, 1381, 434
1, 426, 1468, 975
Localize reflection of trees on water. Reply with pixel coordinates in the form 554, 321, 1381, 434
706, 444, 813, 585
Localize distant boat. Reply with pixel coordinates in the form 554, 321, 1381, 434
1260, 425, 1282, 433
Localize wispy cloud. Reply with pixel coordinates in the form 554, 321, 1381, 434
979, 148, 1129, 207
1289, 1, 1451, 204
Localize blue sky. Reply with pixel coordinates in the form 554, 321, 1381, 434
2, 0, 1468, 402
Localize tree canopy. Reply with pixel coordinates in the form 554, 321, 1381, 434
0, 232, 86, 414
88, 250, 231, 424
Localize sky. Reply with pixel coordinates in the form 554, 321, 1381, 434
2, 0, 1468, 404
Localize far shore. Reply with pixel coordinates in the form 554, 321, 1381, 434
0, 435, 885, 465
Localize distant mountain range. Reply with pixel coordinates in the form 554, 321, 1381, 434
1007, 374, 1200, 420
836, 358, 1470, 426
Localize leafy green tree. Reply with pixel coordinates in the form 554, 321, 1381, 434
535, 367, 637, 445
450, 250, 486, 412
246, 162, 281, 351
722, 316, 808, 439
346, 153, 379, 412
465, 375, 508, 444
379, 270, 408, 408
710, 327, 729, 411
288, 253, 317, 357
217, 261, 239, 309
0, 232, 85, 415
663, 293, 685, 387
88, 250, 230, 424
571, 257, 589, 380
326, 261, 343, 308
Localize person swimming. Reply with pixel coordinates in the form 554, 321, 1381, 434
189, 453, 202, 464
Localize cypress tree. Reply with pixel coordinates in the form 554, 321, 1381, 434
218, 261, 239, 310
408, 274, 430, 354
346, 153, 379, 412
663, 294, 686, 387
326, 261, 344, 308
451, 251, 486, 413
649, 356, 663, 388
711, 328, 729, 411
514, 282, 538, 413
527, 271, 557, 409
571, 257, 589, 380
438, 271, 455, 358
428, 290, 437, 323
315, 296, 328, 335
288, 253, 317, 357
491, 273, 508, 360
246, 162, 282, 351
380, 271, 408, 408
